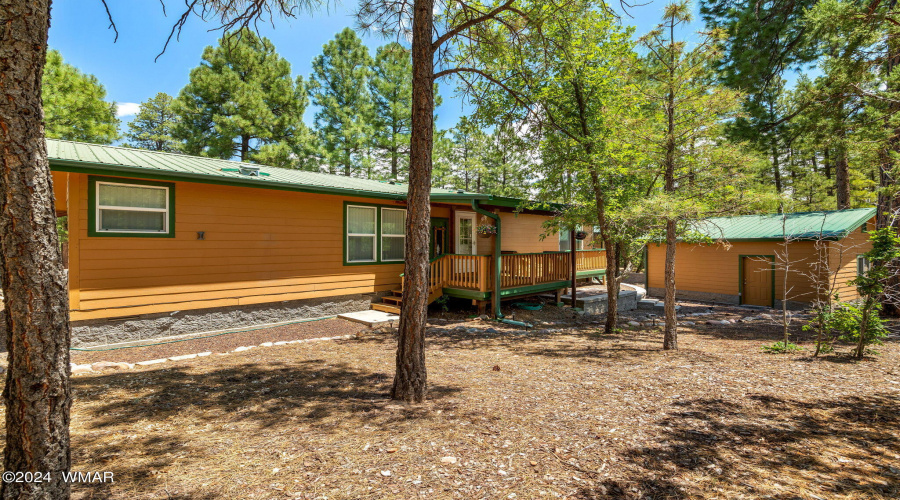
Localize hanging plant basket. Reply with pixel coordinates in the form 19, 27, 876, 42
477, 224, 497, 238
574, 231, 588, 241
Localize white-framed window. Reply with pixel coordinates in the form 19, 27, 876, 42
96, 181, 170, 234
346, 205, 377, 263
381, 208, 406, 262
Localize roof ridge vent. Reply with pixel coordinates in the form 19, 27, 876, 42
239, 165, 261, 177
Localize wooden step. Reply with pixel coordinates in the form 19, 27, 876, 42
371, 303, 401, 314
390, 289, 404, 296
382, 296, 403, 304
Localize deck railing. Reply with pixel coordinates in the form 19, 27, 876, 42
417, 250, 606, 293
499, 252, 571, 288
576, 249, 606, 273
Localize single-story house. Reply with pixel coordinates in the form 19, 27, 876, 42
646, 208, 876, 309
46, 139, 606, 345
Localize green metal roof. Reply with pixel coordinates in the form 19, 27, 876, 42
45, 139, 487, 201
690, 208, 877, 242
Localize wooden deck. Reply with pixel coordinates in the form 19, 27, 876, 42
375, 250, 607, 314
433, 250, 606, 300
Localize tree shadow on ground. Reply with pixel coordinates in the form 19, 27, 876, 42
69, 358, 461, 498
357, 325, 723, 365
577, 393, 900, 499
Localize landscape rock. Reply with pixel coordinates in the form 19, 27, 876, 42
440, 456, 458, 464
91, 361, 131, 371
233, 346, 254, 352
136, 358, 168, 366
627, 321, 641, 327
681, 321, 695, 326
169, 353, 198, 361
71, 363, 93, 374
260, 342, 274, 347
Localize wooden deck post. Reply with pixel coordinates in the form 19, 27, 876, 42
478, 256, 489, 292
570, 230, 577, 308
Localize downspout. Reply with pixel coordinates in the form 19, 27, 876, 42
471, 200, 503, 319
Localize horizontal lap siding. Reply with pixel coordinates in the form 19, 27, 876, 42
828, 219, 874, 302
68, 173, 405, 320
647, 241, 821, 302
498, 212, 558, 253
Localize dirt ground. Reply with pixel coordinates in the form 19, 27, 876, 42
3, 303, 899, 499
70, 318, 365, 365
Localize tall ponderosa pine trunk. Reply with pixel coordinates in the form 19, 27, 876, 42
391, 0, 433, 403
0, 0, 73, 497
662, 28, 679, 351
588, 170, 619, 333
663, 219, 678, 350
835, 118, 851, 210
879, 20, 900, 316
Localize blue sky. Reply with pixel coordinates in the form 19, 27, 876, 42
48, 1, 704, 133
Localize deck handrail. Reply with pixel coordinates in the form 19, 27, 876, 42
401, 250, 607, 297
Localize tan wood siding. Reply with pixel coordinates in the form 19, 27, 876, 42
827, 218, 874, 301
647, 222, 874, 305
647, 240, 821, 302
62, 175, 561, 320
66, 173, 407, 320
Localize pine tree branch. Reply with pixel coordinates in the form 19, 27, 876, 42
431, 0, 517, 53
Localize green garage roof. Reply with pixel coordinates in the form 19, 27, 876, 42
46, 139, 488, 202
691, 208, 877, 241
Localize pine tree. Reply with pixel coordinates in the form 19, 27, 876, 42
308, 28, 374, 176
0, 2, 73, 497
448, 117, 488, 192
42, 49, 119, 144
639, 1, 764, 349
124, 92, 181, 152
369, 42, 412, 180
174, 28, 308, 162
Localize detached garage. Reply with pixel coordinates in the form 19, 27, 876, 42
646, 208, 876, 309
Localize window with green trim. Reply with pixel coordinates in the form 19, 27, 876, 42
346, 205, 377, 263
344, 204, 408, 264
857, 255, 871, 276
381, 208, 406, 262
92, 178, 174, 236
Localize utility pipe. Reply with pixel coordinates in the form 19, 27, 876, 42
471, 200, 503, 318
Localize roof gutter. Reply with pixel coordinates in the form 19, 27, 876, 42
471, 200, 503, 319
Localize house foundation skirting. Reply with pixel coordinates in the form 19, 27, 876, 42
648, 287, 809, 310
0, 293, 383, 350
648, 287, 740, 306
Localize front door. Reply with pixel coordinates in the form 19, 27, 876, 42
455, 212, 477, 273
742, 256, 773, 307
455, 212, 477, 255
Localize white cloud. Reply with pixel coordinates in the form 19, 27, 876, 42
115, 102, 140, 118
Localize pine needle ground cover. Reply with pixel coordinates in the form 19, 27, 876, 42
7, 320, 898, 499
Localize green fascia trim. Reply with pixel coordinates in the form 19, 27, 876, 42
443, 281, 570, 300
443, 288, 490, 300
576, 270, 606, 278
499, 281, 570, 297
737, 254, 776, 307
52, 159, 409, 201
342, 201, 408, 266
87, 175, 176, 238
430, 193, 492, 202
